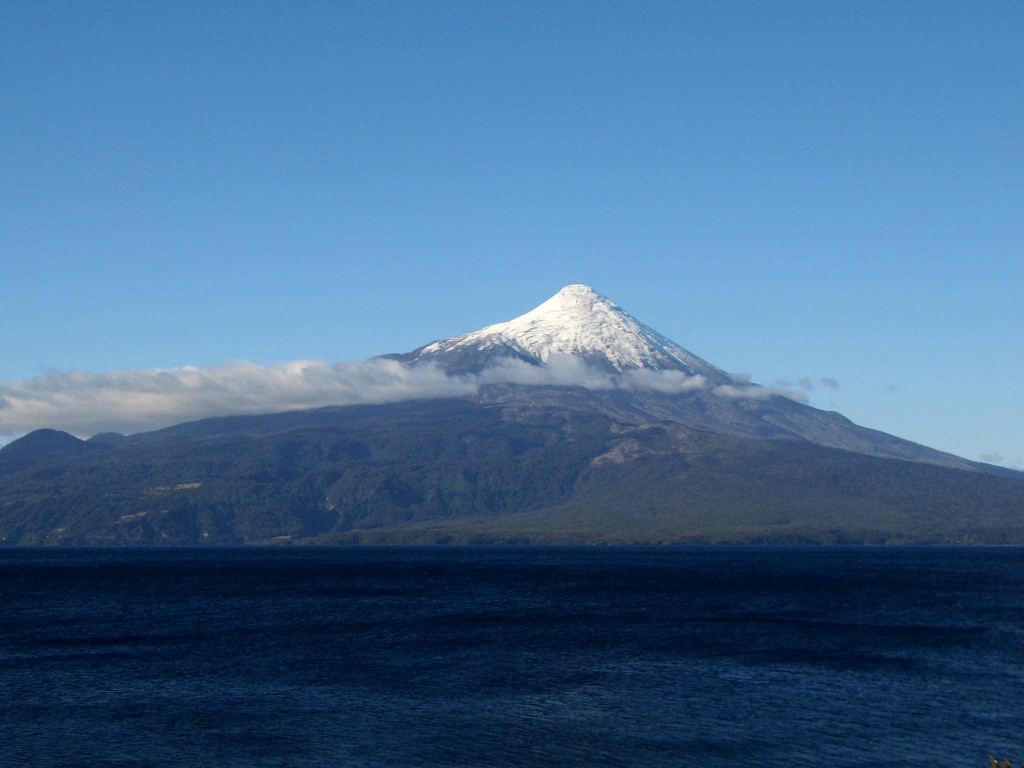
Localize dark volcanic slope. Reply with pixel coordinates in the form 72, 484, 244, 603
1, 397, 1022, 546
478, 384, 999, 474
0, 400, 607, 545
331, 427, 1024, 545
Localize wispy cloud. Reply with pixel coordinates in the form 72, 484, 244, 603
980, 453, 1023, 471
713, 383, 808, 403
477, 356, 710, 394
476, 355, 616, 389
772, 376, 841, 392
0, 356, 807, 440
0, 360, 476, 438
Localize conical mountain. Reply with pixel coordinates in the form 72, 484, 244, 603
392, 284, 732, 383
389, 284, 992, 473
2, 283, 1021, 547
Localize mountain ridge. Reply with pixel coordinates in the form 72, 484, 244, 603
1, 396, 1021, 546
1, 284, 1020, 545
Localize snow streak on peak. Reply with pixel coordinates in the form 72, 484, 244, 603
413, 285, 729, 381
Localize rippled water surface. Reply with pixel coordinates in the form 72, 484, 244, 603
2, 546, 1023, 767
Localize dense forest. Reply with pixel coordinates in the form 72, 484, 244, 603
3, 396, 1024, 546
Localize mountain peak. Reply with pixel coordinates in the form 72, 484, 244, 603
553, 283, 601, 299
527, 284, 614, 319
506, 284, 623, 336
0, 428, 98, 474
395, 285, 731, 381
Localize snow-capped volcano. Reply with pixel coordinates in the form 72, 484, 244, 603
394, 284, 731, 383
383, 283, 989, 473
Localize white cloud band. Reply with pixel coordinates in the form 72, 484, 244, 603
0, 356, 806, 440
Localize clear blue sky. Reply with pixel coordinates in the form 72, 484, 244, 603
2, 1, 1021, 467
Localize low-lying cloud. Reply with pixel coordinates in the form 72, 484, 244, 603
713, 383, 808, 403
0, 359, 475, 440
772, 377, 841, 393
476, 356, 709, 394
0, 356, 807, 441
980, 453, 1023, 471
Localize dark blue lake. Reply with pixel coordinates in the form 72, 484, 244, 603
2, 546, 1022, 767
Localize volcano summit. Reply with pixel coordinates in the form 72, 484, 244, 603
1, 285, 1022, 545
394, 284, 731, 382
